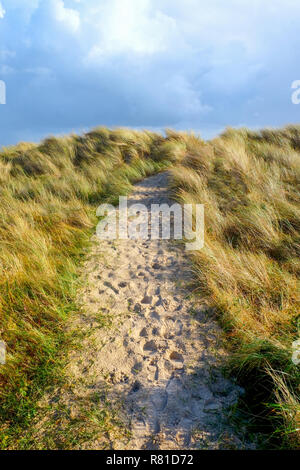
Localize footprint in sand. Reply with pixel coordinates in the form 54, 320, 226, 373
143, 340, 158, 352
57, 172, 253, 451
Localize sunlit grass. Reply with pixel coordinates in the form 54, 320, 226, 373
1, 125, 299, 449
169, 126, 300, 448
0, 128, 170, 448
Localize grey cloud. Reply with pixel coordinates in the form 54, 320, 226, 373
0, 0, 300, 146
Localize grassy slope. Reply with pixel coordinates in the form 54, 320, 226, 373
0, 128, 170, 448
0, 125, 299, 449
167, 127, 299, 448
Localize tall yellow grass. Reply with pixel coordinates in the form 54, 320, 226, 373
168, 126, 299, 447
0, 128, 169, 446
0, 125, 299, 448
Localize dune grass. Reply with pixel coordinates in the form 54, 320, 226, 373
0, 128, 170, 448
1, 125, 299, 449
167, 126, 300, 448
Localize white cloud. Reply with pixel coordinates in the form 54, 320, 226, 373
51, 0, 80, 33
84, 0, 176, 59
0, 2, 5, 18
1, 0, 300, 145
30, 0, 80, 35
1, 0, 39, 22
0, 65, 14, 75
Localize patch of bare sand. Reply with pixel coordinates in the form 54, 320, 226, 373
31, 173, 253, 450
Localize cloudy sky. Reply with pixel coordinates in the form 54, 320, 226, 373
0, 0, 300, 146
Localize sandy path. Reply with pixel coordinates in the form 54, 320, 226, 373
60, 172, 248, 450
31, 172, 251, 450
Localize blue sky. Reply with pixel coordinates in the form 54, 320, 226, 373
0, 0, 300, 146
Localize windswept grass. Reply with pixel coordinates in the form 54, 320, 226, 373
169, 126, 300, 448
0, 128, 169, 448
1, 124, 299, 449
